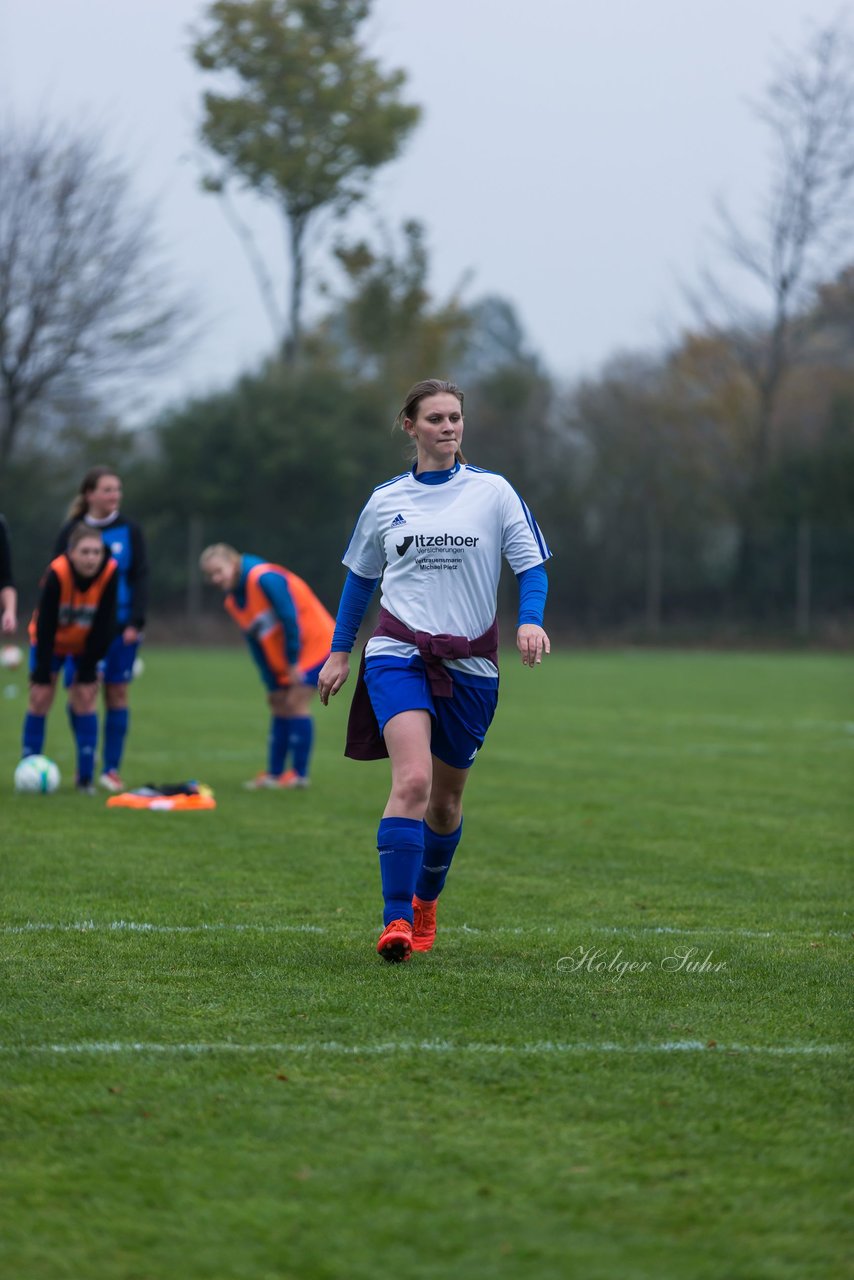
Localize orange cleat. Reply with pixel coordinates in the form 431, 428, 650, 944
376, 918, 413, 963
278, 769, 310, 789
244, 770, 310, 790
411, 895, 438, 952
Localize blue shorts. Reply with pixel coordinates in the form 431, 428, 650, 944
29, 648, 67, 679
364, 655, 498, 770
63, 635, 140, 688
255, 653, 328, 693
301, 659, 325, 689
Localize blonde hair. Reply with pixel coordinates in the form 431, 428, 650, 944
199, 543, 240, 573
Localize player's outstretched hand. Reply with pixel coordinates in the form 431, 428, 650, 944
318, 652, 350, 705
517, 624, 550, 668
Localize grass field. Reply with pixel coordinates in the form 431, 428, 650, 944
1, 648, 851, 1280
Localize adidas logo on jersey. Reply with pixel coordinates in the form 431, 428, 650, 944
390, 513, 407, 527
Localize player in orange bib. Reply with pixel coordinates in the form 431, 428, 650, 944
22, 525, 118, 793
200, 544, 334, 789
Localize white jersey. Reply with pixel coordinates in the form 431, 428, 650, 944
343, 464, 551, 679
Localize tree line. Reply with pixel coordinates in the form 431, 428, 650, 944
4, 269, 851, 639
1, 2, 852, 639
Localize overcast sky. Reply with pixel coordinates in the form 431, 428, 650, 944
2, 0, 849, 417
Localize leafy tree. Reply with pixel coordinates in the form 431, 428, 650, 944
456, 296, 539, 384
565, 353, 717, 630
464, 364, 555, 516
463, 363, 563, 625
140, 361, 404, 613
193, 0, 420, 361
0, 118, 186, 483
673, 260, 854, 625
756, 357, 854, 630
1, 412, 140, 613
327, 219, 470, 402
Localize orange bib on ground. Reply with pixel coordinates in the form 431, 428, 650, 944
106, 792, 216, 811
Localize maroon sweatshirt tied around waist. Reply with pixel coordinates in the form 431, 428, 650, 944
345, 607, 499, 761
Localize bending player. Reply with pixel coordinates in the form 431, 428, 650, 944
201, 544, 334, 789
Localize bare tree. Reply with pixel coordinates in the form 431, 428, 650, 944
0, 118, 187, 479
689, 16, 854, 600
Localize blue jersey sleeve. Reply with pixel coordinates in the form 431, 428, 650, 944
331, 571, 379, 652
258, 569, 301, 665
516, 563, 548, 627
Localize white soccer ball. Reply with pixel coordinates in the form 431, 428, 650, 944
14, 755, 61, 794
0, 644, 23, 670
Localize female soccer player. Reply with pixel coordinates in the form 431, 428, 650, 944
200, 544, 335, 789
318, 378, 551, 962
55, 467, 148, 792
0, 513, 17, 634
23, 525, 118, 793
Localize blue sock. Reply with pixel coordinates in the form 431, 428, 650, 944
416, 819, 463, 902
377, 817, 424, 925
268, 716, 291, 775
23, 713, 46, 757
289, 717, 314, 779
72, 711, 98, 785
103, 708, 129, 773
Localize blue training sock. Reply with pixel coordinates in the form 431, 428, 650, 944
377, 817, 424, 926
103, 708, 129, 773
416, 819, 463, 902
289, 717, 314, 779
268, 716, 291, 776
72, 711, 98, 785
22, 713, 46, 757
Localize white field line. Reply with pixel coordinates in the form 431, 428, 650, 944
0, 920, 325, 935
0, 1039, 844, 1058
1, 920, 849, 939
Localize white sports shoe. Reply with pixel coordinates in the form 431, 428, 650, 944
243, 772, 280, 790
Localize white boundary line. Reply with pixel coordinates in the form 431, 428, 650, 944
1, 920, 849, 939
0, 1039, 844, 1057
1, 920, 324, 935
